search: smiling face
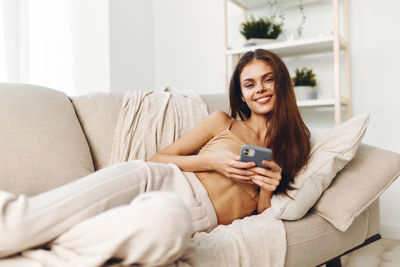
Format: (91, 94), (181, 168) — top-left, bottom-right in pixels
(240, 59), (276, 116)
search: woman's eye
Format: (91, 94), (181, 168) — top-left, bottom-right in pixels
(265, 78), (274, 83)
(245, 84), (253, 88)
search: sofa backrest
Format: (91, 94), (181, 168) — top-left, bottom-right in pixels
(0, 83), (94, 196)
(70, 93), (124, 171)
(0, 83), (230, 195)
(70, 92), (230, 171)
(200, 93), (230, 114)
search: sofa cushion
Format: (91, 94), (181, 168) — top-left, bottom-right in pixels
(70, 93), (124, 170)
(0, 83), (94, 196)
(271, 113), (369, 220)
(313, 144), (400, 231)
(200, 93), (230, 114)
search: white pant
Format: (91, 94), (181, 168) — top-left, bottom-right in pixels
(0, 161), (217, 266)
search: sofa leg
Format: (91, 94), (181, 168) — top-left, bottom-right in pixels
(319, 234), (381, 267)
(325, 257), (342, 267)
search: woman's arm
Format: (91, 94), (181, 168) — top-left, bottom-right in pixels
(149, 111), (227, 171)
(249, 160), (282, 214)
(149, 111), (256, 182)
(257, 188), (272, 214)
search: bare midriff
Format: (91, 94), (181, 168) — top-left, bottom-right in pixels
(194, 128), (259, 225)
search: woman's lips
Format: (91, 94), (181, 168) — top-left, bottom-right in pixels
(255, 96), (272, 104)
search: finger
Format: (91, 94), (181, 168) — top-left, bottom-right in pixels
(262, 160), (282, 172)
(251, 174), (280, 187)
(229, 174), (253, 182)
(227, 167), (255, 177)
(230, 153), (257, 169)
(230, 160), (256, 169)
(231, 153), (240, 161)
(248, 166), (272, 176)
(248, 167), (281, 181)
(252, 179), (277, 191)
(229, 152), (251, 166)
(249, 169), (282, 184)
(251, 174), (279, 190)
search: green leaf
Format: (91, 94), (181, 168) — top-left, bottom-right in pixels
(240, 16), (282, 40)
(292, 67), (317, 86)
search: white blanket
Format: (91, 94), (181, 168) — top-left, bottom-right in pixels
(171, 208), (286, 267)
(109, 87), (208, 163)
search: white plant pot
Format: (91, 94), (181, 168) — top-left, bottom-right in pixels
(244, 38), (279, 47)
(294, 86), (317, 100)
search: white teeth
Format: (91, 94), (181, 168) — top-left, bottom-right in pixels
(256, 96), (271, 102)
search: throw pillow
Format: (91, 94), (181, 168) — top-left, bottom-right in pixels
(270, 113), (370, 220)
(312, 144), (400, 231)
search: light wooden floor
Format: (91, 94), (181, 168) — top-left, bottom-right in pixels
(326, 238), (400, 267)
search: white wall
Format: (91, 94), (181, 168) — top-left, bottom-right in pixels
(1, 0), (22, 82)
(69, 0), (110, 96)
(153, 0), (226, 93)
(108, 0), (226, 94)
(351, 0), (400, 154)
(109, 0), (154, 92)
(350, 0), (400, 239)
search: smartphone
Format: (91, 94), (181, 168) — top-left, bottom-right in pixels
(239, 144), (273, 169)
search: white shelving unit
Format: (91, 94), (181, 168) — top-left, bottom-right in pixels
(225, 0), (351, 125)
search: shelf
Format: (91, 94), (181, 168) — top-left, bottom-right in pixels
(230, 0), (330, 10)
(297, 97), (348, 107)
(226, 0), (351, 124)
(226, 36), (347, 57)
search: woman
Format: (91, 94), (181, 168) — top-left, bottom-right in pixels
(151, 49), (310, 225)
(0, 49), (310, 266)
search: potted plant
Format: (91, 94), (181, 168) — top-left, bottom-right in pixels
(240, 15), (282, 46)
(266, 0), (306, 38)
(292, 67), (317, 100)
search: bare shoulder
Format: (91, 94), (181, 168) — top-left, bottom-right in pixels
(209, 110), (231, 122)
(207, 111), (232, 135)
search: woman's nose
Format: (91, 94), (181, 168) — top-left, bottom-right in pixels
(256, 83), (266, 93)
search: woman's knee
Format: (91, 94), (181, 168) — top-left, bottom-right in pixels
(131, 191), (193, 241)
(122, 192), (193, 265)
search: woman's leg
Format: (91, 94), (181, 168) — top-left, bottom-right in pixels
(0, 160), (216, 258)
(0, 161), (179, 258)
(22, 192), (192, 267)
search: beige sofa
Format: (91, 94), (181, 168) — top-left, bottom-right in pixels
(0, 83), (399, 267)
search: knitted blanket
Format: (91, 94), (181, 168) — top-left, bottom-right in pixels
(109, 87), (208, 163)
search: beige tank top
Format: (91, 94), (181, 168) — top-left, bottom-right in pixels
(194, 119), (259, 225)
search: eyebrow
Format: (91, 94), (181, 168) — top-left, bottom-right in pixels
(242, 72), (274, 83)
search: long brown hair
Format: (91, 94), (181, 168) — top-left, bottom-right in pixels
(229, 49), (310, 194)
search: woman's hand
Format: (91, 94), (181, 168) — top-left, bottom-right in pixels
(249, 160), (282, 214)
(209, 150), (256, 184)
(249, 160), (282, 192)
